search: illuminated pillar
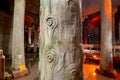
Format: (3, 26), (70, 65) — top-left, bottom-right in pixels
(28, 27), (32, 45)
(96, 0), (116, 79)
(12, 0), (28, 78)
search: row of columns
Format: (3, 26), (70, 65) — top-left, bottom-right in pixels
(9, 0), (116, 79)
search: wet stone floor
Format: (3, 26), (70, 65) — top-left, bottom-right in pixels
(5, 52), (39, 80)
(5, 54), (120, 80)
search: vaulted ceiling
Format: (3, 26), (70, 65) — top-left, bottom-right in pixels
(0, 0), (120, 21)
(82, 0), (120, 17)
(1, 0), (120, 17)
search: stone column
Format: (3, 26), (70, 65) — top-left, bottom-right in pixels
(119, 21), (120, 39)
(0, 12), (4, 49)
(39, 0), (83, 80)
(79, 0), (84, 80)
(33, 27), (39, 53)
(96, 0), (116, 79)
(112, 7), (117, 46)
(28, 27), (32, 45)
(12, 0), (28, 78)
(27, 27), (32, 52)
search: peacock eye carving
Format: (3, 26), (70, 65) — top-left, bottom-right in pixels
(46, 16), (57, 29)
(46, 18), (53, 27)
(64, 64), (78, 79)
(46, 50), (56, 63)
(47, 52), (54, 63)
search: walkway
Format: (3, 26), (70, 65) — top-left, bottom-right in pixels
(84, 63), (120, 80)
(15, 62), (39, 80)
(14, 62), (120, 80)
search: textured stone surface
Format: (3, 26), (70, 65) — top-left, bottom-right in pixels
(12, 0), (26, 70)
(13, 69), (29, 79)
(97, 0), (116, 78)
(100, 0), (113, 71)
(40, 0), (83, 80)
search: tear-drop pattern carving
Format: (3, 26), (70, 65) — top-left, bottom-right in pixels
(40, 0), (81, 79)
(45, 16), (58, 42)
(45, 49), (58, 80)
(64, 64), (77, 80)
(46, 16), (57, 30)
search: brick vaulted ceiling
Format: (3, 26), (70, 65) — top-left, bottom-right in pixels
(0, 0), (120, 24)
(1, 0), (120, 19)
(82, 0), (120, 17)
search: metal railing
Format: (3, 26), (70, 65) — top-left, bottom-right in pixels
(83, 44), (120, 56)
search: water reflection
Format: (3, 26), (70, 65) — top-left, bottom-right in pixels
(84, 63), (120, 80)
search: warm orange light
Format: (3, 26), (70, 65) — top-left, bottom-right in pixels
(93, 72), (96, 76)
(19, 65), (26, 71)
(93, 55), (97, 59)
(25, 15), (34, 27)
(90, 16), (100, 25)
(37, 28), (40, 34)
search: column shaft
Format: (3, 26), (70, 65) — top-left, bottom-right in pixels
(12, 0), (26, 70)
(112, 7), (117, 45)
(39, 0), (83, 80)
(100, 0), (113, 71)
(96, 0), (116, 79)
(12, 0), (29, 78)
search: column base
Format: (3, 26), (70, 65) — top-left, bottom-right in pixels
(95, 68), (116, 79)
(13, 68), (29, 79)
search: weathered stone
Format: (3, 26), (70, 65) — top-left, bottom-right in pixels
(13, 69), (29, 79)
(100, 0), (113, 71)
(12, 0), (27, 72)
(39, 0), (83, 80)
(96, 0), (116, 79)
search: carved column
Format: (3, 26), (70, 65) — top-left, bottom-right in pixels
(96, 0), (116, 79)
(39, 0), (83, 80)
(12, 0), (28, 78)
